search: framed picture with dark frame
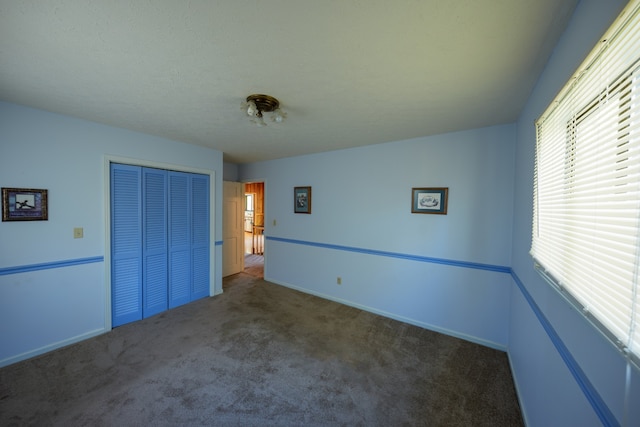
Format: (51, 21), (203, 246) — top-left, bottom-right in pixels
(294, 186), (312, 214)
(2, 187), (49, 221)
(411, 187), (448, 215)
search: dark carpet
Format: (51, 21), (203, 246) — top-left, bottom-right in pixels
(244, 253), (264, 278)
(0, 273), (523, 426)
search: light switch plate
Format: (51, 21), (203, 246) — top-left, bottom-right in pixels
(74, 227), (84, 239)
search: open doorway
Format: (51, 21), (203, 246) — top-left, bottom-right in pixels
(244, 182), (264, 277)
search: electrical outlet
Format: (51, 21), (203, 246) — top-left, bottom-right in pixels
(73, 227), (84, 239)
(337, 277), (342, 285)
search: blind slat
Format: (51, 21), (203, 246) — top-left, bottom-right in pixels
(532, 1), (640, 365)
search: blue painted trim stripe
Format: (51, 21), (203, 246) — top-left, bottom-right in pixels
(0, 239), (616, 425)
(267, 236), (510, 273)
(3, 239), (222, 276)
(0, 256), (104, 276)
(510, 271), (619, 427)
(268, 235), (616, 424)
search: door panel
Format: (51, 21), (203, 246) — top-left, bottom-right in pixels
(191, 174), (210, 300)
(111, 164), (143, 327)
(168, 172), (191, 308)
(223, 181), (244, 276)
(142, 168), (168, 317)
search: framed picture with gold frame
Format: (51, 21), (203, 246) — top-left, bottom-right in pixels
(2, 187), (49, 221)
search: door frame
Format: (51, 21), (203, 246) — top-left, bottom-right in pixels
(104, 155), (216, 331)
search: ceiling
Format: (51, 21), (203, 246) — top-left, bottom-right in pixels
(0, 1), (578, 164)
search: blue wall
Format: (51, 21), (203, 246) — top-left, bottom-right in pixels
(2, 1), (640, 424)
(238, 2), (640, 425)
(0, 102), (224, 367)
(240, 125), (516, 350)
(510, 0), (638, 426)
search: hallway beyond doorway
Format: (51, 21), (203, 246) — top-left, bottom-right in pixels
(243, 181), (264, 277)
(244, 253), (263, 277)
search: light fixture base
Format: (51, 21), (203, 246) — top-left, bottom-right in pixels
(246, 94), (280, 113)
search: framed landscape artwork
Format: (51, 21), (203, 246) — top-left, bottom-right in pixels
(2, 187), (49, 221)
(411, 187), (448, 215)
(294, 186), (312, 214)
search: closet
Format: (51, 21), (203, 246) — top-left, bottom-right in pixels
(110, 163), (210, 327)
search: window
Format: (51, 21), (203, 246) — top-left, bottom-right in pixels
(532, 1), (640, 365)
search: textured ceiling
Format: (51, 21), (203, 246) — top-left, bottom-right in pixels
(0, 1), (578, 164)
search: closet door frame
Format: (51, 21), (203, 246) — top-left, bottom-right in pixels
(104, 155), (216, 331)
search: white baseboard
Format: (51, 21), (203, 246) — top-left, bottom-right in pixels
(0, 327), (107, 368)
(507, 351), (530, 427)
(264, 275), (507, 352)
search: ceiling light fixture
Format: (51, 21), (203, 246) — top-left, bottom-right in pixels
(243, 94), (286, 127)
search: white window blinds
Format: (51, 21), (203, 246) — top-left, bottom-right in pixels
(532, 0), (640, 364)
